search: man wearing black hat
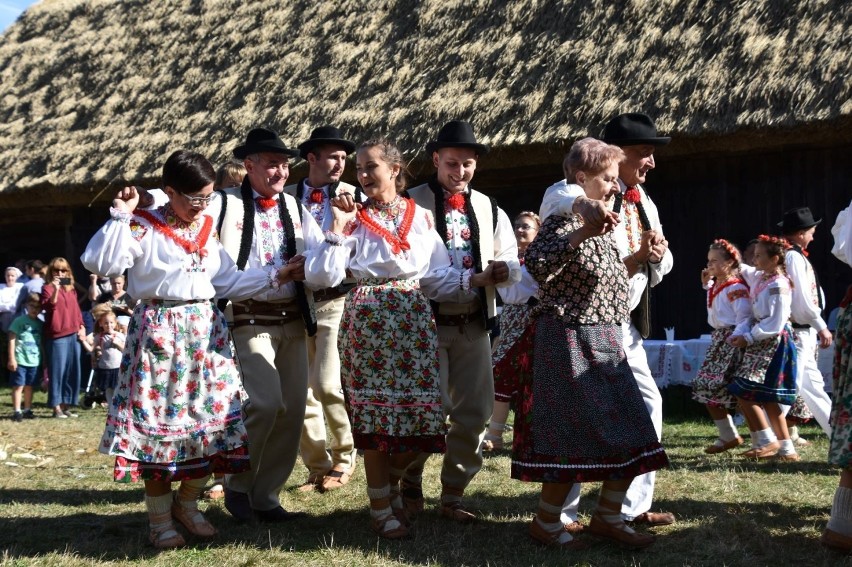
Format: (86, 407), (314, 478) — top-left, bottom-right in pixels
(218, 128), (326, 522)
(545, 113), (675, 530)
(403, 120), (521, 522)
(284, 126), (360, 492)
(780, 206), (833, 438)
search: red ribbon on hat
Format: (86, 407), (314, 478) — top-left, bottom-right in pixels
(624, 186), (641, 204)
(255, 196), (278, 211)
(446, 193), (466, 212)
(309, 189), (324, 204)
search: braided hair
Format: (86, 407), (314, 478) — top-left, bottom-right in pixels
(756, 234), (791, 275)
(709, 239), (742, 268)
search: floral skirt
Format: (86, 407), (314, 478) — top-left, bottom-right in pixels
(787, 395), (814, 423)
(339, 278), (446, 454)
(511, 315), (669, 484)
(100, 300), (250, 483)
(691, 327), (742, 408)
(493, 303), (533, 404)
(727, 324), (798, 405)
(830, 289), (852, 467)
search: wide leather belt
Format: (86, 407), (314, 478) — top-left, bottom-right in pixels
(232, 312), (301, 329)
(434, 310), (482, 333)
(791, 322), (811, 329)
(313, 284), (354, 303)
(232, 301), (294, 317)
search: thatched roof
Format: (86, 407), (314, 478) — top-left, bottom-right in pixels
(0, 0), (849, 206)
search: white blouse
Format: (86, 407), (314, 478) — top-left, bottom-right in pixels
(498, 264), (538, 305)
(81, 208), (273, 303)
(833, 199), (852, 267)
(703, 279), (751, 330)
(305, 201), (456, 299)
(739, 265), (793, 344)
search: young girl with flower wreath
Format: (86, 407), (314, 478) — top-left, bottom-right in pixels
(305, 138), (459, 539)
(726, 234), (799, 462)
(691, 239), (751, 454)
(82, 150), (301, 549)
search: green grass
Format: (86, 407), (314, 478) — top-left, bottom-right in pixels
(1, 387), (850, 566)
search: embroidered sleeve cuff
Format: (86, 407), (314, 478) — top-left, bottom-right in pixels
(109, 208), (133, 223)
(267, 267), (282, 290)
(324, 230), (345, 246)
(461, 269), (474, 292)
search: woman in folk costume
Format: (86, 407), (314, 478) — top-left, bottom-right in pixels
(511, 138), (668, 550)
(81, 150), (302, 549)
(305, 139), (459, 539)
(727, 235), (799, 462)
(822, 198), (852, 552)
(482, 211), (541, 452)
(691, 239), (751, 453)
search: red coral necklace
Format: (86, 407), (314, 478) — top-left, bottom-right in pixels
(357, 196), (415, 255)
(135, 208), (213, 257)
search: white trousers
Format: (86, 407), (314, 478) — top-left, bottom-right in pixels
(792, 327), (833, 437)
(561, 321), (664, 523)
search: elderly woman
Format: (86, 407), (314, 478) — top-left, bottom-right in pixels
(511, 138), (669, 550)
(81, 150), (301, 549)
(306, 138), (460, 539)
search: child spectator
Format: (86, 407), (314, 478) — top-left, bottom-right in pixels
(81, 304), (125, 408)
(7, 293), (44, 421)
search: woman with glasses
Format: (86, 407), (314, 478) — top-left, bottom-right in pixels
(82, 150), (301, 549)
(41, 259), (86, 418)
(482, 212), (541, 452)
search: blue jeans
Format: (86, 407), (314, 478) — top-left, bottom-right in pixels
(47, 333), (81, 408)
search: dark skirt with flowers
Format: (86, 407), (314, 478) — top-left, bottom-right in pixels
(511, 314), (669, 484)
(101, 300), (251, 483)
(727, 324), (798, 405)
(691, 327), (741, 408)
(339, 278), (446, 454)
(829, 289), (852, 467)
(493, 303), (534, 405)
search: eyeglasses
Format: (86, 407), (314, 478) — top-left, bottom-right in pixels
(514, 224), (535, 231)
(179, 192), (218, 208)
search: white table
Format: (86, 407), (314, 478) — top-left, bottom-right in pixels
(643, 337), (712, 389)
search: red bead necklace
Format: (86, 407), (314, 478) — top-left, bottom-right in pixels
(135, 209), (213, 257)
(357, 197), (416, 255)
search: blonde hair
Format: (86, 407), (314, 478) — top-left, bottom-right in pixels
(214, 160), (247, 190)
(91, 304), (117, 327)
(515, 211), (542, 229)
(563, 137), (626, 182)
(46, 257), (75, 290)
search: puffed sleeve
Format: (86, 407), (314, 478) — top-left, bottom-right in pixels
(641, 192), (673, 287)
(209, 241), (275, 302)
(832, 199), (852, 267)
(304, 233), (354, 290)
(497, 266), (537, 304)
(493, 208), (522, 288)
(81, 215), (143, 277)
(731, 285), (754, 337)
(420, 224), (461, 302)
(539, 180), (583, 222)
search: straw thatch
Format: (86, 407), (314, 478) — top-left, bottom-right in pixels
(0, 0), (849, 206)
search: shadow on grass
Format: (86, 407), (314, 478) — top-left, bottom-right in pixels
(1, 488), (142, 507)
(1, 491), (850, 565)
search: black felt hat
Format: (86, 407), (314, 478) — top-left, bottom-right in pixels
(233, 128), (300, 159)
(777, 206), (822, 233)
(297, 126), (356, 159)
(425, 120), (489, 155)
(601, 113), (671, 146)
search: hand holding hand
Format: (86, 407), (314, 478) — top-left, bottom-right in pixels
(113, 186), (140, 213)
(728, 335), (748, 348)
(277, 255), (306, 284)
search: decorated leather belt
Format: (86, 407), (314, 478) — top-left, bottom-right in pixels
(231, 301), (301, 328)
(434, 310), (482, 333)
(146, 298), (210, 307)
(313, 284), (355, 303)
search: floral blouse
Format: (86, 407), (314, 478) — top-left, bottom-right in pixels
(525, 214), (629, 325)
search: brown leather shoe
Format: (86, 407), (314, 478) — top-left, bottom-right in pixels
(297, 472), (325, 492)
(740, 440), (780, 459)
(320, 464), (355, 492)
(588, 514), (655, 549)
(529, 520), (589, 550)
(371, 513), (409, 539)
(627, 511), (676, 527)
(821, 527), (852, 554)
(440, 501), (476, 523)
(704, 436), (744, 454)
(564, 521), (586, 535)
(401, 479), (424, 518)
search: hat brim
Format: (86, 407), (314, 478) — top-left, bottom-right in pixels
(425, 141), (490, 156)
(603, 136), (671, 147)
(777, 218), (822, 230)
(297, 138), (356, 159)
(234, 143), (300, 159)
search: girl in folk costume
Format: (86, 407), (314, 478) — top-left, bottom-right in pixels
(692, 239), (751, 453)
(306, 139), (457, 539)
(483, 211), (541, 451)
(81, 151), (302, 549)
(727, 235), (799, 462)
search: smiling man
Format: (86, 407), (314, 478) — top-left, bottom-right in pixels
(404, 120), (521, 522)
(284, 126), (361, 493)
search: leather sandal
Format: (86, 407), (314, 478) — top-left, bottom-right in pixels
(740, 440), (780, 459)
(588, 514), (655, 550)
(320, 465), (354, 492)
(822, 527), (852, 553)
(401, 479), (424, 517)
(371, 512), (410, 539)
(481, 433), (504, 452)
(298, 472), (325, 492)
(440, 501), (476, 523)
(704, 436), (744, 454)
(172, 500), (218, 538)
(149, 522), (186, 549)
(529, 519), (588, 549)
(626, 511), (676, 527)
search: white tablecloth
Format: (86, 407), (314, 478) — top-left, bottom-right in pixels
(643, 338), (712, 389)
